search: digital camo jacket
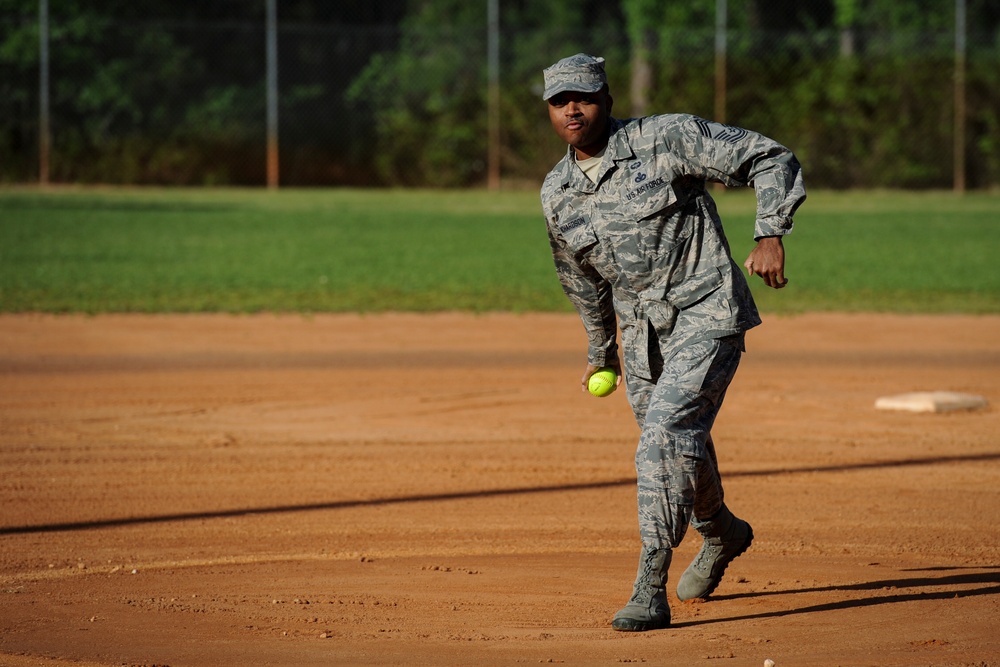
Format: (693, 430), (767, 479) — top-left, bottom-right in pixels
(541, 114), (806, 380)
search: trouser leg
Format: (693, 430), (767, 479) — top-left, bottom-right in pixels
(625, 335), (742, 551)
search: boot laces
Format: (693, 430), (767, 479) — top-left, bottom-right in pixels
(629, 549), (664, 603)
(692, 539), (724, 573)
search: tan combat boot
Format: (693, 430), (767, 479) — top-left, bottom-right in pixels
(611, 546), (671, 631)
(676, 505), (753, 601)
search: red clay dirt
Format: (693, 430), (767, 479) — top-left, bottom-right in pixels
(1, 312), (998, 667)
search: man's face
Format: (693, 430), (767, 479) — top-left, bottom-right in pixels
(547, 88), (613, 159)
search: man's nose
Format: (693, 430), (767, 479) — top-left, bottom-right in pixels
(565, 102), (582, 116)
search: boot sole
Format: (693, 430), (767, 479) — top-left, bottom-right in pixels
(611, 616), (671, 632)
(680, 523), (754, 601)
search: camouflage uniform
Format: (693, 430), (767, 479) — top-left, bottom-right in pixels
(541, 113), (805, 550)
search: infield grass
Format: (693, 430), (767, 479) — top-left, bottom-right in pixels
(1, 186), (997, 314)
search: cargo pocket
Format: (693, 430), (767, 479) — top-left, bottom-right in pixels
(621, 318), (652, 380)
(664, 267), (724, 310)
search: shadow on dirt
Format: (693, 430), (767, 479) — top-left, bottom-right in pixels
(4, 451), (1000, 536)
(675, 568), (1000, 627)
(710, 567), (1000, 602)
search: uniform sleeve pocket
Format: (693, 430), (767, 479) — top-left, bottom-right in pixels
(665, 267), (724, 309)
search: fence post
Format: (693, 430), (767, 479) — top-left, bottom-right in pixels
(38, 0), (50, 185)
(954, 0), (966, 193)
(714, 0), (727, 125)
(487, 0), (500, 191)
(266, 0), (279, 189)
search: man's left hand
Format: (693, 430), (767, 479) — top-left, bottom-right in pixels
(744, 236), (788, 289)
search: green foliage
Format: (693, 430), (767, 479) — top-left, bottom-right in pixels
(2, 1), (1000, 187)
(0, 0), (269, 184)
(628, 0), (1000, 189)
(348, 0), (628, 187)
(832, 0), (859, 29)
(344, 0), (1000, 189)
(347, 1), (489, 186)
(1, 187), (998, 315)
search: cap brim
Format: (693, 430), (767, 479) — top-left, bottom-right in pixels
(542, 80), (604, 101)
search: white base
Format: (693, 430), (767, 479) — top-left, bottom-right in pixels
(874, 391), (988, 413)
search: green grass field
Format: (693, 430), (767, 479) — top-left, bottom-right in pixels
(1, 187), (997, 314)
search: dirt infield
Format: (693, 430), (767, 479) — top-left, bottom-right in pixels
(1, 312), (998, 667)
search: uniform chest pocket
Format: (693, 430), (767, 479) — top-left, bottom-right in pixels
(625, 175), (676, 221)
(558, 217), (600, 256)
(627, 183), (692, 259)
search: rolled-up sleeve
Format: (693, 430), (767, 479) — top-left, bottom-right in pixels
(665, 115), (807, 240)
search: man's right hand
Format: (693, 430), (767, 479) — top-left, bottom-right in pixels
(581, 359), (623, 393)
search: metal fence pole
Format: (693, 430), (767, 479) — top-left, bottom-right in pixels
(487, 0), (500, 191)
(266, 0), (279, 189)
(714, 0), (727, 125)
(954, 0), (966, 193)
(38, 0), (50, 185)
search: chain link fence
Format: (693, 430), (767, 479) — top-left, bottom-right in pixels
(2, 1), (998, 189)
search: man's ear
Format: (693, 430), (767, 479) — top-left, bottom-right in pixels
(606, 93), (614, 115)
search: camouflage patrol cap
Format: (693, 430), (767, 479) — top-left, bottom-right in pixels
(542, 53), (607, 100)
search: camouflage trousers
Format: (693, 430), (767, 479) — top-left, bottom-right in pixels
(624, 332), (744, 550)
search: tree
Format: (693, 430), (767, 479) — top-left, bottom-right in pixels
(347, 0), (626, 187)
(0, 0), (271, 183)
